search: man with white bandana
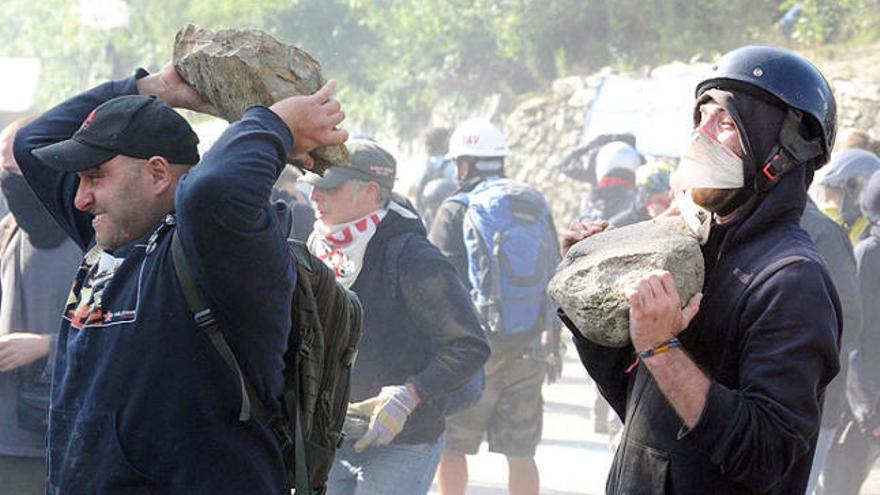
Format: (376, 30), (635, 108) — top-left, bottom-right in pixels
(560, 45), (842, 494)
(302, 138), (489, 495)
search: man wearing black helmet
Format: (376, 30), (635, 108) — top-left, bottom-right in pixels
(559, 46), (842, 494)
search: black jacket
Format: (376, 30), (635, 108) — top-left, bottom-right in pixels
(349, 205), (489, 444)
(562, 166), (842, 494)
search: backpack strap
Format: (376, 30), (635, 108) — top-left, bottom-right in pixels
(170, 230), (263, 422)
(444, 192), (470, 208)
(288, 239), (314, 272)
(173, 230), (315, 493)
(289, 378), (312, 495)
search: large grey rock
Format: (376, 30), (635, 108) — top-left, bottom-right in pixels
(548, 216), (704, 348)
(172, 24), (349, 175)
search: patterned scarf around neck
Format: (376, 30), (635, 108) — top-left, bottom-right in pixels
(308, 209), (387, 288)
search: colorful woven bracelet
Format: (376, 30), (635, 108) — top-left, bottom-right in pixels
(637, 337), (681, 360)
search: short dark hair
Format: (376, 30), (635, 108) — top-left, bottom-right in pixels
(424, 127), (450, 156)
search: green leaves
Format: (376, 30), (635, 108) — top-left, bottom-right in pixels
(781, 0), (880, 45)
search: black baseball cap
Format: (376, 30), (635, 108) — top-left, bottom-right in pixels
(32, 95), (200, 172)
(300, 138), (396, 189)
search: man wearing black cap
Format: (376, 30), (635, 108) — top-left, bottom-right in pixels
(302, 139), (489, 495)
(12, 64), (346, 493)
(559, 46), (842, 493)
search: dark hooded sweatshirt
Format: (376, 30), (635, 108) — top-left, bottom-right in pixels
(561, 164), (842, 494)
(349, 205), (489, 444)
(13, 70), (295, 494)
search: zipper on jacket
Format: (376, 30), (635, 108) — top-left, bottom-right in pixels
(145, 214), (176, 255)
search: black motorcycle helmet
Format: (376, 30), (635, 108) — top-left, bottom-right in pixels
(696, 45), (837, 191)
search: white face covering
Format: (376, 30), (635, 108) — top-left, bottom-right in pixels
(671, 131), (746, 244)
(309, 209), (387, 288)
(671, 131), (745, 191)
(307, 200), (419, 288)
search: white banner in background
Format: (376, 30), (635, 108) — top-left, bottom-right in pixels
(581, 66), (706, 158)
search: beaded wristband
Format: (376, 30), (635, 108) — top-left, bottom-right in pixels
(637, 337), (681, 360)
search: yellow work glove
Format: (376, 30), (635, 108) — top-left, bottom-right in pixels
(348, 385), (418, 452)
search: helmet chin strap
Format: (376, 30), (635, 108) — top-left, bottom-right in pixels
(757, 108), (824, 191)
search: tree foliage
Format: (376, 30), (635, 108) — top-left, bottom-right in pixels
(782, 0), (880, 45)
(3, 0), (879, 135)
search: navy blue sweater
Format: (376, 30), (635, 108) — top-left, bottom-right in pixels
(563, 165), (842, 494)
(349, 206), (489, 444)
(14, 71), (295, 494)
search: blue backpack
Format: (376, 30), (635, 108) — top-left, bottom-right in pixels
(449, 178), (559, 349)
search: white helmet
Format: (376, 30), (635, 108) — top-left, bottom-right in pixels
(446, 118), (511, 159)
(595, 141), (642, 180)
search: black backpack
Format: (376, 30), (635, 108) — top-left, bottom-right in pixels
(171, 230), (363, 495)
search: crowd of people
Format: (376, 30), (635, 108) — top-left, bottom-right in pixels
(0, 43), (878, 495)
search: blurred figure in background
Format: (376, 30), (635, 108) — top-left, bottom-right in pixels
(0, 117), (82, 495)
(799, 191), (863, 495)
(813, 148), (880, 244)
(271, 165), (316, 242)
(410, 126), (455, 214)
(609, 160), (675, 226)
(420, 177), (458, 230)
(576, 141), (642, 224)
(836, 128), (880, 156)
(822, 170), (880, 495)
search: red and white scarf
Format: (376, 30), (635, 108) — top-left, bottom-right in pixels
(309, 209), (387, 288)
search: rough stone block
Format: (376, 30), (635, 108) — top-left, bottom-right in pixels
(173, 24), (349, 175)
(548, 216), (704, 348)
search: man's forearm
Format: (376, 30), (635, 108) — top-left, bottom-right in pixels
(642, 347), (711, 428)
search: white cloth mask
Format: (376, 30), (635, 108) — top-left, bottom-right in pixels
(671, 131), (745, 191)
